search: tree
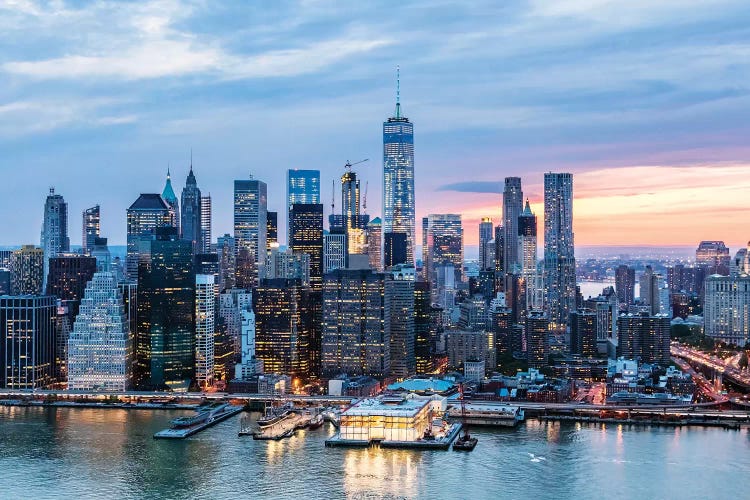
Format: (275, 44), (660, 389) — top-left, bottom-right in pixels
(739, 352), (748, 370)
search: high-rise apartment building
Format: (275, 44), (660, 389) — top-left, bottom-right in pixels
(570, 309), (597, 356)
(9, 245), (44, 295)
(200, 195), (212, 253)
(616, 313), (670, 365)
(180, 167), (202, 252)
(126, 194), (172, 279)
(615, 265), (635, 307)
(503, 177), (523, 274)
(0, 295), (57, 389)
(479, 218), (494, 271)
(289, 203), (324, 291)
(234, 178), (267, 287)
(321, 266), (389, 378)
(518, 199), (537, 312)
(383, 69), (415, 265)
(67, 272), (132, 391)
(543, 172), (576, 329)
(195, 274), (216, 389)
(525, 310), (549, 368)
(134, 228), (195, 391)
(40, 188), (70, 288)
(82, 205), (100, 255)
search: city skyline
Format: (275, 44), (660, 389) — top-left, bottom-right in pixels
(3, 1), (750, 247)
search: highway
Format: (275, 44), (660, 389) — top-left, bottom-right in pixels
(671, 343), (750, 388)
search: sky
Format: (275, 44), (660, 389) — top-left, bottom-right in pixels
(2, 0), (750, 251)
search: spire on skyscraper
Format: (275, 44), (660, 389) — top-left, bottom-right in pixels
(162, 168), (177, 205)
(395, 65), (401, 119)
(523, 198), (533, 216)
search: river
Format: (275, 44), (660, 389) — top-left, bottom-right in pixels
(0, 407), (747, 499)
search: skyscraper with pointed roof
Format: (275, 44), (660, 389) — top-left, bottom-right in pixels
(162, 169), (179, 231)
(383, 67), (415, 265)
(181, 165), (202, 253)
(40, 187), (69, 289)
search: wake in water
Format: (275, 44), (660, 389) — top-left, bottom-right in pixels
(527, 453), (547, 463)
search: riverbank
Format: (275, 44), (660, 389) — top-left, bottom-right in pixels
(538, 414), (746, 430)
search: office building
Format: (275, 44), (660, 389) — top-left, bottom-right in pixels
(386, 264), (416, 379)
(217, 234), (236, 292)
(367, 217), (383, 272)
(180, 166), (202, 252)
(445, 330), (494, 373)
(518, 199), (537, 312)
(125, 193), (172, 279)
(289, 203), (324, 290)
(195, 274), (216, 389)
(40, 188), (70, 288)
(134, 228), (195, 391)
(161, 169), (179, 231)
(287, 169), (320, 242)
(324, 230), (347, 273)
(615, 265), (635, 307)
(704, 274), (750, 347)
(696, 240), (730, 275)
(234, 178), (267, 287)
(200, 195), (212, 253)
(479, 218), (494, 271)
(254, 279), (313, 378)
(384, 232), (407, 269)
(45, 255), (97, 317)
(494, 224), (504, 292)
(503, 177), (523, 274)
(267, 247), (310, 284)
(543, 172), (576, 329)
(266, 211), (278, 251)
(525, 310), (549, 368)
(382, 68), (415, 264)
(414, 281), (432, 374)
(219, 289), (253, 359)
(67, 272), (132, 391)
(617, 313), (670, 365)
(82, 205), (100, 255)
(9, 245), (44, 295)
(424, 214), (463, 294)
(0, 295), (57, 389)
(321, 267), (389, 378)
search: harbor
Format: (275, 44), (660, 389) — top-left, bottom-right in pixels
(153, 403), (244, 439)
(240, 406), (326, 440)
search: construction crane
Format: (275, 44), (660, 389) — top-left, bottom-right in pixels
(344, 158), (369, 171)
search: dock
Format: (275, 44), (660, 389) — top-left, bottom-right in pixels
(153, 405), (244, 439)
(325, 423), (462, 450)
(248, 412), (312, 440)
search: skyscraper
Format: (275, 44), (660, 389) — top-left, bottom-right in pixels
(134, 228), (195, 391)
(367, 217), (383, 272)
(704, 274), (750, 346)
(125, 194), (172, 279)
(195, 274), (216, 389)
(570, 309), (597, 356)
(525, 310), (549, 368)
(321, 266), (389, 378)
(543, 172), (576, 329)
(254, 278), (313, 378)
(217, 234), (236, 292)
(384, 232), (408, 269)
(180, 166), (202, 252)
(82, 205), (100, 255)
(161, 169), (179, 231)
(9, 245), (44, 295)
(479, 217), (494, 271)
(518, 199), (538, 311)
(617, 313), (670, 365)
(266, 211), (278, 251)
(234, 178), (267, 287)
(615, 265), (635, 307)
(696, 240), (730, 275)
(503, 177), (523, 274)
(67, 272), (132, 391)
(386, 265), (416, 379)
(287, 169), (320, 243)
(40, 187), (70, 288)
(200, 195), (212, 253)
(424, 214), (463, 293)
(383, 68), (415, 265)
(289, 203), (324, 291)
(0, 295), (57, 389)
(324, 230), (347, 273)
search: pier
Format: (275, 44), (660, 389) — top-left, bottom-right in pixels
(325, 423), (462, 450)
(153, 405), (244, 439)
(244, 411), (313, 440)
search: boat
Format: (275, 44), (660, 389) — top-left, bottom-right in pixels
(308, 413), (324, 430)
(453, 384), (478, 451)
(257, 403), (293, 428)
(170, 403), (229, 429)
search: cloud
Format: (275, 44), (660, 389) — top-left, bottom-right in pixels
(437, 181), (503, 194)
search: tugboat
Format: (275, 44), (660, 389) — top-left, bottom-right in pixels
(453, 384), (478, 451)
(308, 412), (324, 430)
